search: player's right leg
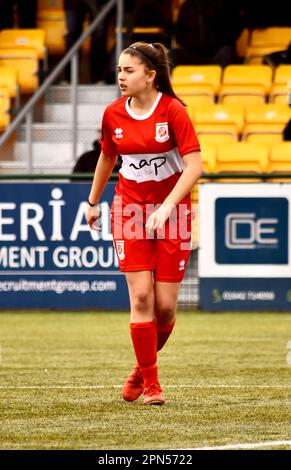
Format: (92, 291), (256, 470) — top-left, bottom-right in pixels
(123, 270), (164, 405)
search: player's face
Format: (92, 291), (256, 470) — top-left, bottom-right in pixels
(117, 53), (154, 97)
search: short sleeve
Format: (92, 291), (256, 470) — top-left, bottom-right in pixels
(101, 108), (118, 157)
(168, 99), (200, 157)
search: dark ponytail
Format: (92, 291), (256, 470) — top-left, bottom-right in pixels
(123, 42), (185, 106)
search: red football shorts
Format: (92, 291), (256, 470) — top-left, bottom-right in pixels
(111, 206), (192, 283)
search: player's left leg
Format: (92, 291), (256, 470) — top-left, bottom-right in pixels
(153, 207), (192, 351)
(154, 281), (180, 351)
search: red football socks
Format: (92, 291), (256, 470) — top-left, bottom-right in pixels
(130, 321), (159, 387)
(157, 318), (176, 351)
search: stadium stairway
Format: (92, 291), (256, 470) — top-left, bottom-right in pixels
(0, 84), (118, 174)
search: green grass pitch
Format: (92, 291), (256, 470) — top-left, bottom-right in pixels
(0, 311), (291, 450)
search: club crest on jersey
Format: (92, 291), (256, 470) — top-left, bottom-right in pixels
(155, 122), (169, 143)
(116, 240), (125, 261)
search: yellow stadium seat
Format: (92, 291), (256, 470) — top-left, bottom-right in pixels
(269, 65), (291, 103)
(36, 18), (65, 55)
(219, 65), (273, 103)
(0, 88), (11, 131)
(268, 142), (291, 178)
(200, 143), (217, 174)
(0, 66), (18, 99)
(272, 93), (289, 105)
(236, 28), (250, 59)
(245, 46), (284, 64)
(190, 143), (216, 208)
(180, 94), (215, 121)
(272, 65), (291, 85)
(174, 86), (215, 104)
(0, 29), (46, 61)
(172, 83), (215, 94)
(243, 104), (291, 140)
(37, 0), (64, 13)
(245, 103), (291, 123)
(0, 86), (11, 113)
(198, 133), (237, 146)
(0, 48), (39, 94)
(0, 110), (10, 132)
(184, 94), (214, 107)
(245, 133), (283, 145)
(221, 94), (266, 105)
(250, 27), (291, 48)
(37, 0), (65, 55)
(215, 142), (269, 181)
(193, 104), (245, 138)
(190, 186), (197, 203)
(172, 65), (222, 95)
(190, 199), (199, 249)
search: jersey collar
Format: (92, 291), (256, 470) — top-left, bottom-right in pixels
(125, 92), (162, 120)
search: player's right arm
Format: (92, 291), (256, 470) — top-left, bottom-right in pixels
(86, 151), (118, 228)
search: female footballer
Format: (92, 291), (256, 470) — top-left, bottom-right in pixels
(86, 42), (202, 405)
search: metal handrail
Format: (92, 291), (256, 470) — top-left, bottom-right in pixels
(0, 0), (123, 169)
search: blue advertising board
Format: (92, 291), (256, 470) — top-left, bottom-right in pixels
(199, 184), (291, 311)
(0, 182), (130, 309)
(215, 197), (288, 264)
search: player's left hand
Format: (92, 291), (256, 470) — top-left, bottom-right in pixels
(145, 202), (176, 233)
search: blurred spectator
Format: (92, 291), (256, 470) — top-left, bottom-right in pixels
(283, 91), (291, 140)
(0, 0), (37, 29)
(64, 0), (111, 83)
(171, 0), (244, 68)
(130, 0), (172, 48)
(105, 0), (173, 83)
(241, 0), (291, 29)
(72, 133), (121, 179)
(283, 119), (291, 140)
(264, 43), (291, 67)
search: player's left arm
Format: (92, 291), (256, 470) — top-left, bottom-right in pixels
(146, 151), (202, 231)
(163, 151), (202, 206)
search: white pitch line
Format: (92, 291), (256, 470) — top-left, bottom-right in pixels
(183, 440), (291, 450)
(166, 384), (291, 388)
(0, 384), (291, 390)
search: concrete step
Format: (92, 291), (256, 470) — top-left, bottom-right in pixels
(43, 103), (105, 124)
(45, 85), (118, 104)
(0, 85), (116, 172)
(0, 160), (74, 175)
(14, 141), (90, 162)
(17, 123), (98, 144)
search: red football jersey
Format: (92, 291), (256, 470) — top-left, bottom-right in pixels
(101, 92), (200, 207)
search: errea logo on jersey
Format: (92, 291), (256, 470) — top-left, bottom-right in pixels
(114, 128), (123, 139)
(155, 122), (169, 143)
(179, 260), (185, 271)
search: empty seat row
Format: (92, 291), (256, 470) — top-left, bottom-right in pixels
(0, 86), (11, 131)
(0, 29), (47, 96)
(189, 103), (291, 143)
(37, 0), (66, 55)
(190, 141), (291, 203)
(200, 141), (291, 176)
(172, 64), (291, 105)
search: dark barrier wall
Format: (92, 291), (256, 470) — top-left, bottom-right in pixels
(0, 182), (130, 309)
